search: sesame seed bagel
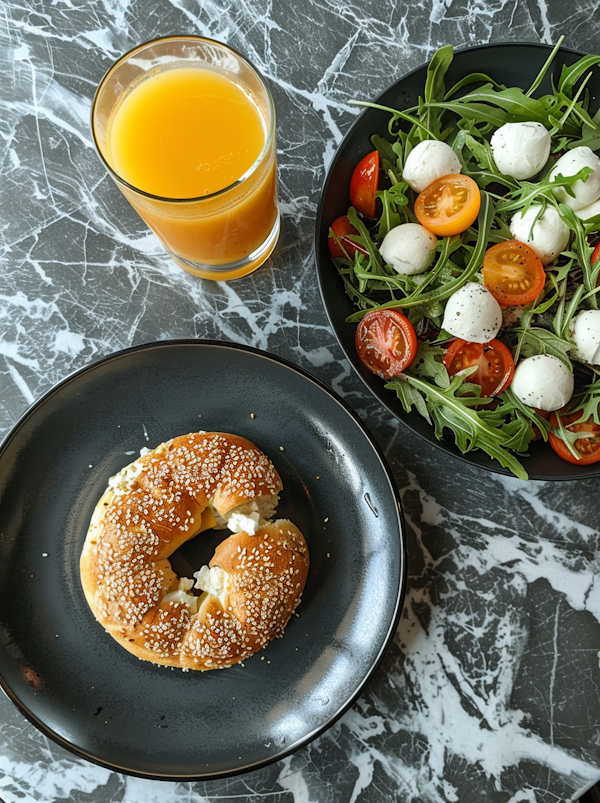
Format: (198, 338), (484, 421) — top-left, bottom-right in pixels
(80, 431), (309, 670)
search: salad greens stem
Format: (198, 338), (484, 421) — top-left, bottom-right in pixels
(349, 100), (439, 139)
(525, 36), (564, 96)
(549, 71), (594, 136)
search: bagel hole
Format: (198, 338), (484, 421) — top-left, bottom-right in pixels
(168, 528), (228, 594)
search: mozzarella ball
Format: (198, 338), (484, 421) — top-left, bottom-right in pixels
(509, 204), (570, 265)
(379, 223), (438, 275)
(575, 197), (600, 221)
(549, 146), (600, 210)
(511, 354), (574, 411)
(402, 140), (462, 193)
(490, 122), (551, 180)
(442, 282), (502, 343)
(570, 310), (600, 365)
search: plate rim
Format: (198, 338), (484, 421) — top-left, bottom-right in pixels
(315, 41), (600, 482)
(0, 337), (407, 780)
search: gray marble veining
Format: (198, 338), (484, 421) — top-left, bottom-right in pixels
(2, 1), (600, 802)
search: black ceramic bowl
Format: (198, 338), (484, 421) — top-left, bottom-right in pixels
(0, 340), (405, 779)
(316, 42), (600, 481)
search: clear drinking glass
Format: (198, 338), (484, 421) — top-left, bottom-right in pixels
(91, 36), (279, 280)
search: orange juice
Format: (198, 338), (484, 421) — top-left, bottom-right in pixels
(108, 68), (266, 199)
(92, 37), (279, 280)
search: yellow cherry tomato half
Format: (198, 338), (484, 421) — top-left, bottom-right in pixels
(482, 240), (546, 307)
(414, 174), (481, 236)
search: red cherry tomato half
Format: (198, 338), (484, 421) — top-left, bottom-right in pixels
(328, 215), (368, 259)
(442, 338), (515, 397)
(482, 240), (546, 307)
(548, 410), (600, 464)
(414, 174), (481, 236)
(350, 150), (380, 219)
(355, 308), (418, 380)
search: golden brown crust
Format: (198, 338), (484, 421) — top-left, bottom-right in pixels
(179, 522), (309, 669)
(80, 431), (308, 670)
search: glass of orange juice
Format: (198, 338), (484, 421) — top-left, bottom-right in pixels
(91, 36), (279, 280)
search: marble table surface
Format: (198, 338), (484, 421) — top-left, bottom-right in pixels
(2, 1), (600, 802)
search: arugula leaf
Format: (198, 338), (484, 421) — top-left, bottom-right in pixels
(349, 100), (438, 140)
(386, 374), (529, 480)
(570, 378), (600, 424)
(497, 388), (551, 442)
(494, 167), (592, 213)
(347, 208), (383, 268)
(526, 37), (564, 96)
(376, 183), (408, 239)
(463, 134), (496, 172)
(424, 100), (508, 127)
(424, 44), (453, 104)
(514, 326), (574, 368)
(548, 72), (595, 136)
(371, 134), (400, 175)
(445, 72), (505, 100)
(446, 84), (550, 122)
(408, 341), (449, 387)
(498, 414), (536, 453)
(558, 53), (600, 98)
(391, 377), (433, 422)
(557, 204), (597, 300)
(422, 46), (454, 139)
(460, 134), (520, 189)
(568, 133), (600, 150)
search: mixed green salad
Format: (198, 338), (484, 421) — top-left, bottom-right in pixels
(328, 39), (600, 480)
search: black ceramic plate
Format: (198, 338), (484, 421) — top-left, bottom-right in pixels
(0, 340), (405, 779)
(316, 42), (600, 481)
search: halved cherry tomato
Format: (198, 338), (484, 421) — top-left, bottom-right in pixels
(482, 240), (546, 307)
(414, 174), (481, 236)
(355, 308), (417, 379)
(328, 215), (368, 259)
(548, 409), (600, 464)
(442, 338), (515, 397)
(350, 150), (380, 219)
